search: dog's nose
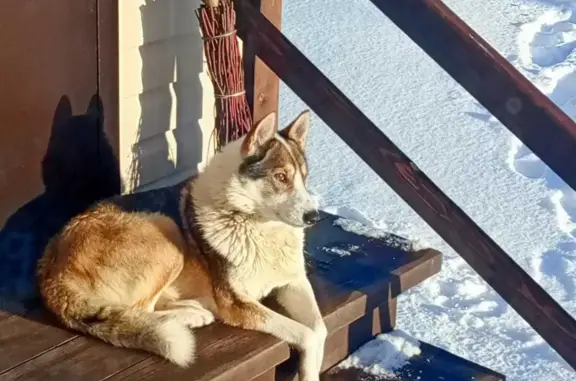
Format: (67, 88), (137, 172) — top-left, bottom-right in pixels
(303, 210), (321, 226)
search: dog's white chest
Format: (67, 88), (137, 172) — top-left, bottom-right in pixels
(229, 230), (306, 300)
(238, 268), (298, 300)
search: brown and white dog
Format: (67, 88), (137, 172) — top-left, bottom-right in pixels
(36, 111), (327, 381)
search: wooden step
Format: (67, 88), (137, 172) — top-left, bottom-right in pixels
(0, 181), (442, 381)
(323, 331), (506, 381)
(276, 213), (442, 381)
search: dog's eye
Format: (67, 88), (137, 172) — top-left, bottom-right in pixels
(274, 173), (287, 183)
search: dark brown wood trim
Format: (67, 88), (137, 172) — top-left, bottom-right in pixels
(235, 1), (576, 371)
(390, 249), (442, 296)
(251, 368), (276, 381)
(97, 0), (121, 192)
(368, 0), (576, 193)
(240, 0), (282, 126)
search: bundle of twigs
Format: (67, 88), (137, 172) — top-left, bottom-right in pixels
(197, 0), (253, 151)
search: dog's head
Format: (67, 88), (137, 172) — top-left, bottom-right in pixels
(235, 110), (320, 228)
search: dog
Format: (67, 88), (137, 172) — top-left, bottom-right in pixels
(36, 110), (328, 381)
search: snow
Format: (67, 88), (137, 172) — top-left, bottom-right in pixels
(336, 330), (421, 378)
(320, 244), (360, 257)
(278, 0), (576, 380)
(332, 208), (432, 250)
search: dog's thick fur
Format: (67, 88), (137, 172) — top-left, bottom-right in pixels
(36, 111), (327, 381)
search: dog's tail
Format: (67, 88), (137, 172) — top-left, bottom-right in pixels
(77, 306), (195, 367)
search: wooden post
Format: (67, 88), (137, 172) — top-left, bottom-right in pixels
(240, 0), (282, 126)
(97, 0), (121, 195)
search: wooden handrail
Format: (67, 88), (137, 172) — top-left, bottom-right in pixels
(369, 0), (576, 193)
(236, 0), (576, 371)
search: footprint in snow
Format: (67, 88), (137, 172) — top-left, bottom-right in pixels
(422, 279), (508, 319)
(503, 7), (576, 302)
(521, 7), (576, 68)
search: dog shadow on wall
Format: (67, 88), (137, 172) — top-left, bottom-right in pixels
(0, 95), (120, 319)
(0, 0), (208, 324)
(128, 0), (205, 191)
(0, 93), (191, 324)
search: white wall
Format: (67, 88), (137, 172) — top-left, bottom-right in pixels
(119, 0), (219, 193)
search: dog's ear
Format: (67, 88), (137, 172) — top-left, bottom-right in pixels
(52, 96), (73, 129)
(86, 95), (103, 120)
(282, 110), (310, 149)
(241, 112), (277, 157)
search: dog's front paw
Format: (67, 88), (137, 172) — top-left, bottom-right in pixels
(299, 330), (323, 381)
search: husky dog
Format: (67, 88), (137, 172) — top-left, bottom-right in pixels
(37, 111), (327, 381)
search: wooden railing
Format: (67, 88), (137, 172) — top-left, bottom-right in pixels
(236, 0), (576, 372)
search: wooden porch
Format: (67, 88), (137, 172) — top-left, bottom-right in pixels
(1, 0), (576, 380)
(0, 179), (506, 380)
(0, 178), (448, 380)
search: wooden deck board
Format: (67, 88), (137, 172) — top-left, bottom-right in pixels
(105, 324), (288, 381)
(0, 311), (77, 374)
(2, 323), (287, 381)
(305, 214), (441, 332)
(0, 336), (146, 381)
(0, 181), (441, 381)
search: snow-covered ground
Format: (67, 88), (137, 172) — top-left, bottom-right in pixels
(278, 0), (576, 380)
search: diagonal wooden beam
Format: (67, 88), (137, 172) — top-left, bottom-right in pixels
(369, 0), (576, 192)
(235, 0), (576, 371)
